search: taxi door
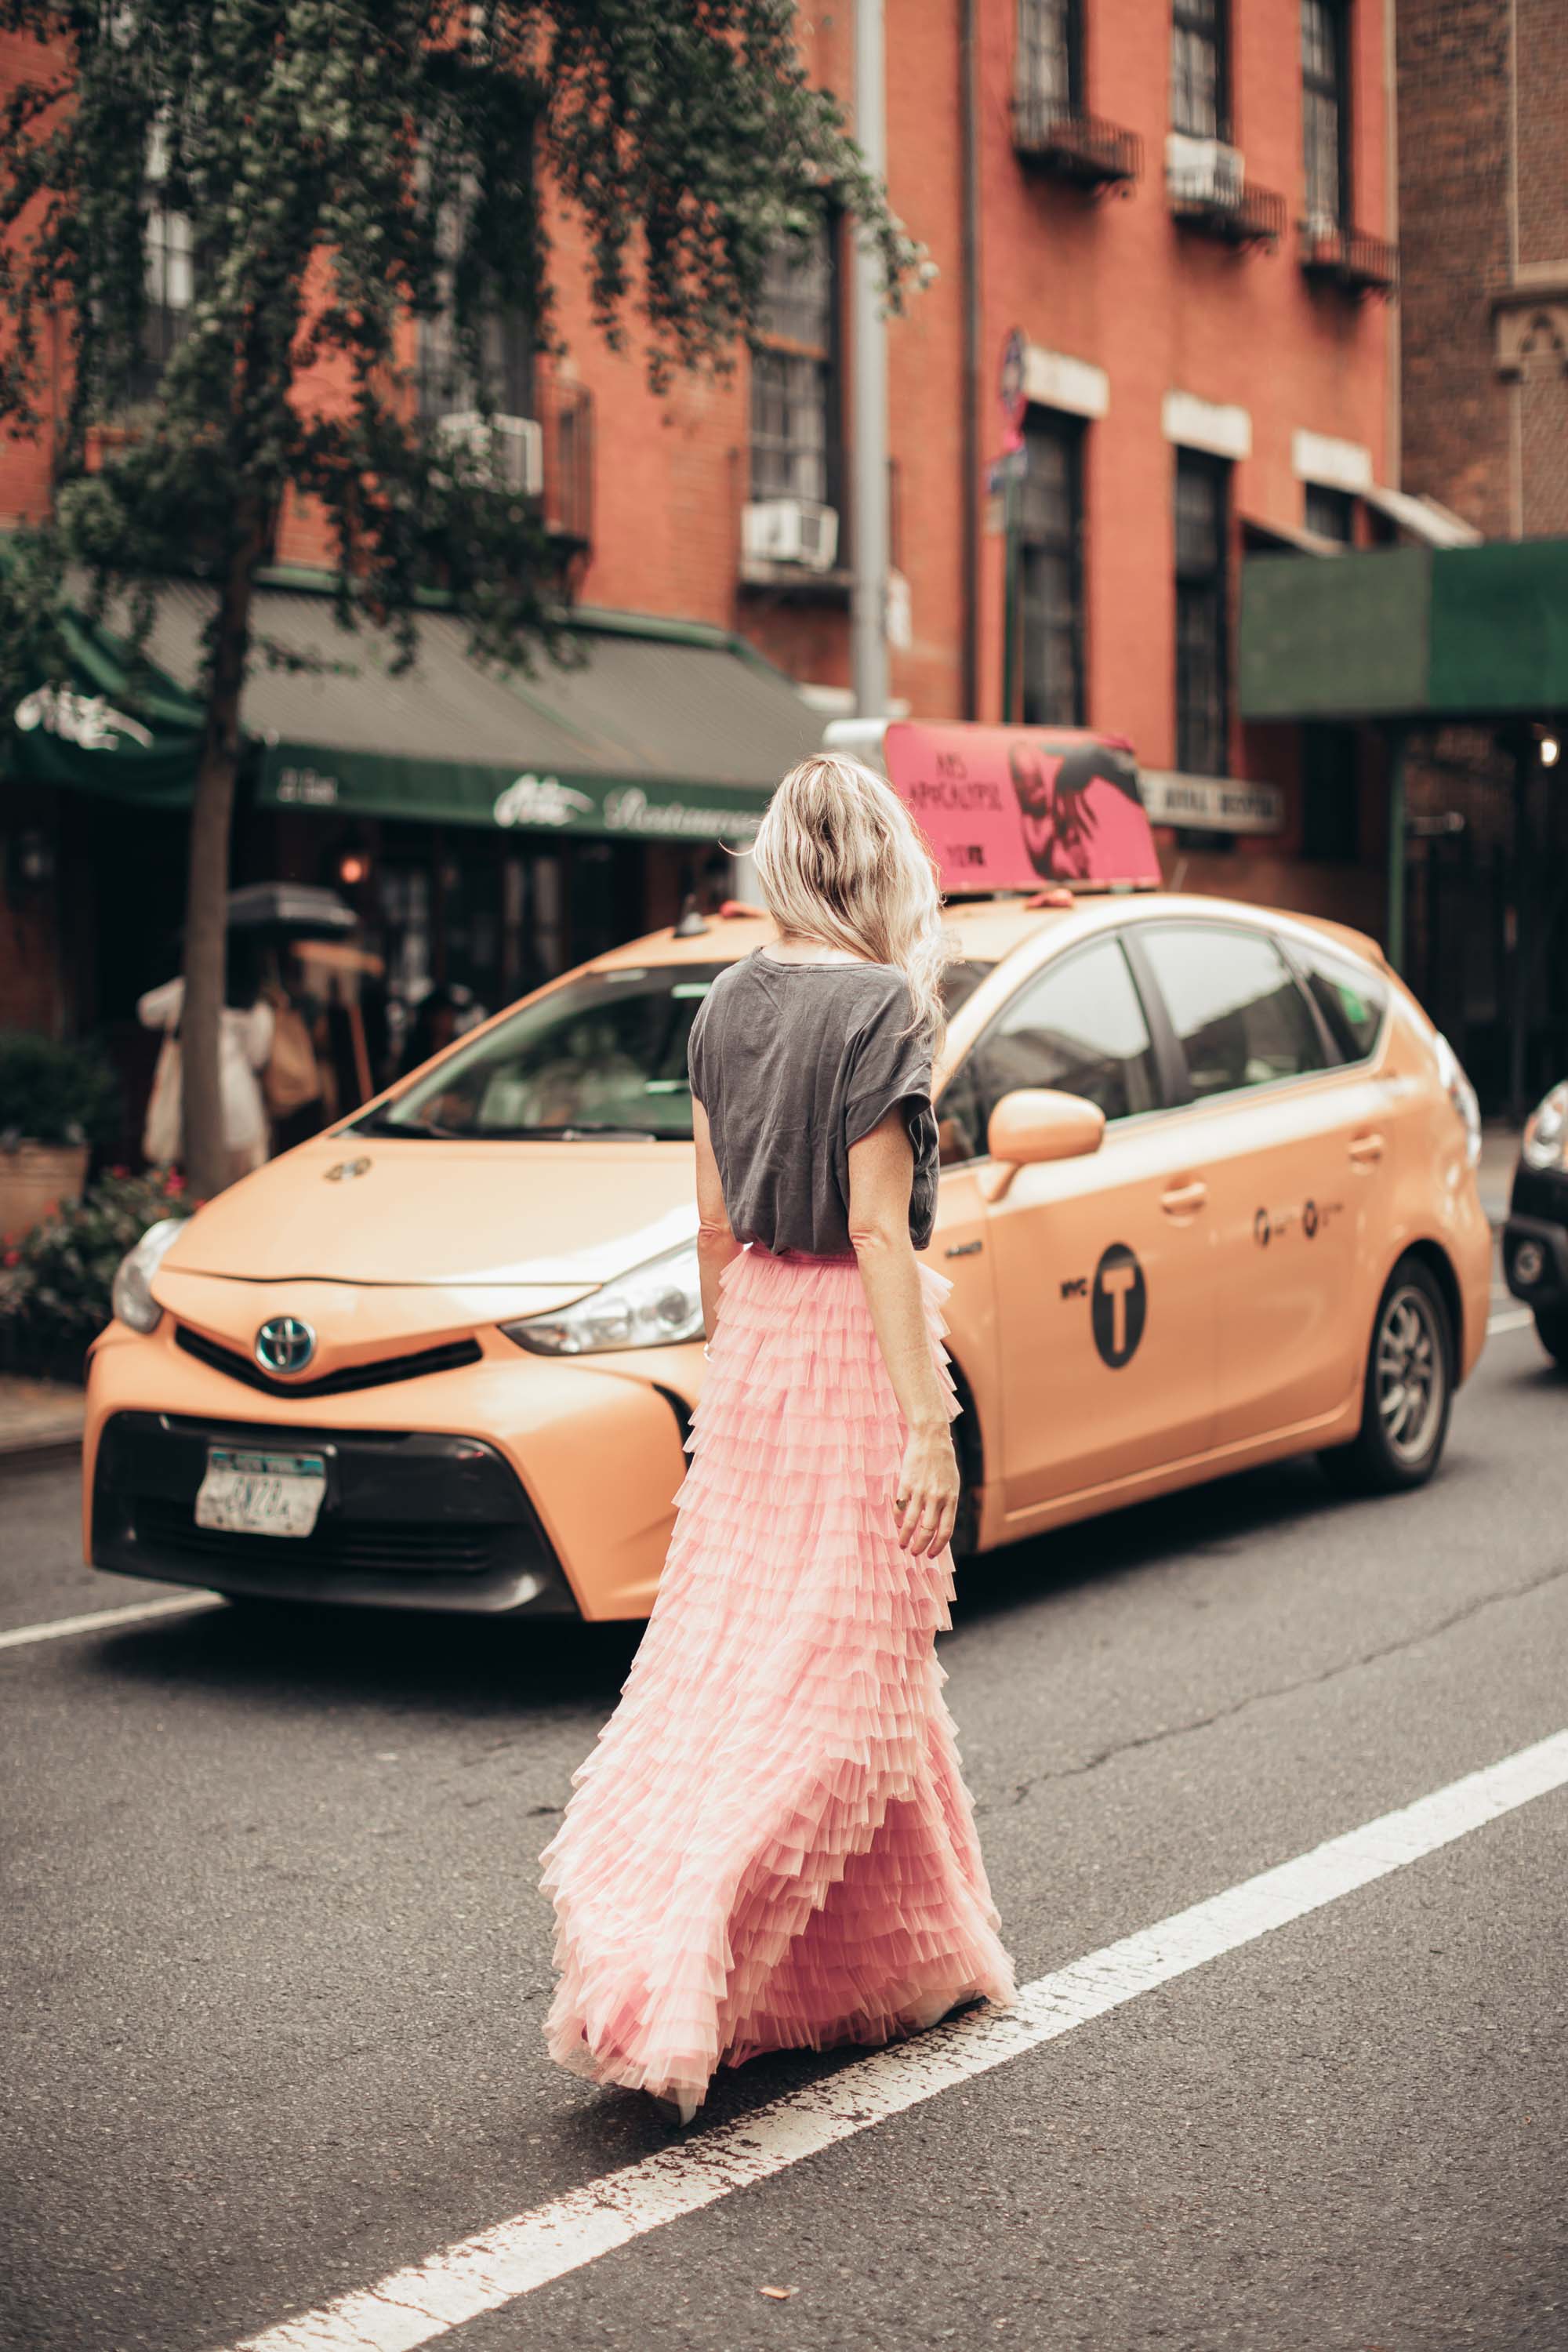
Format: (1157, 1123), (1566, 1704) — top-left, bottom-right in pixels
(942, 934), (1218, 1523)
(1127, 920), (1366, 1448)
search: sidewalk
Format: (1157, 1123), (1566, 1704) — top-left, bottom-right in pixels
(0, 1375), (85, 1475)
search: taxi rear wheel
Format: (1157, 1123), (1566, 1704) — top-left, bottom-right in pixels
(1320, 1255), (1453, 1496)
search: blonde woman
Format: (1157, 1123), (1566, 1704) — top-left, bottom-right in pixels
(541, 754), (1015, 2125)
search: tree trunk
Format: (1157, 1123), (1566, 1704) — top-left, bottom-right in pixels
(179, 507), (266, 1199)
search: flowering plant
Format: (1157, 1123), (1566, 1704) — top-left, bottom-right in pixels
(0, 1168), (196, 1381)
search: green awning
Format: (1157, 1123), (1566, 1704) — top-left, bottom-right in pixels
(5, 574), (826, 835)
(260, 741), (782, 840)
(1239, 538), (1568, 722)
(4, 609), (204, 805)
(133, 580), (825, 837)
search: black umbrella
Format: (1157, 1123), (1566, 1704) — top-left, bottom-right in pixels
(224, 882), (358, 936)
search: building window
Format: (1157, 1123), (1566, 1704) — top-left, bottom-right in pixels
(135, 204), (194, 397)
(1018, 0), (1081, 112)
(1301, 724), (1360, 859)
(131, 120), (195, 402)
(1019, 413), (1086, 728)
(1171, 0), (1228, 142)
(1174, 452), (1230, 778)
(1301, 0), (1350, 227)
(1305, 482), (1356, 542)
(750, 220), (839, 508)
(417, 180), (533, 422)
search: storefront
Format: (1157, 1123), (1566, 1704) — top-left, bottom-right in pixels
(4, 576), (826, 1102)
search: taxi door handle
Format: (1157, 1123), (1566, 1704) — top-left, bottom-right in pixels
(1348, 1131), (1385, 1167)
(1160, 1178), (1208, 1217)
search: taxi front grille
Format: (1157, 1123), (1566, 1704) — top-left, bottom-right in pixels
(174, 1324), (482, 1399)
(132, 1497), (506, 1577)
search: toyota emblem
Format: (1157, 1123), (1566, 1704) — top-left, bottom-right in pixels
(255, 1316), (318, 1376)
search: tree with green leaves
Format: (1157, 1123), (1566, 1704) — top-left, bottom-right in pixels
(0, 1), (916, 1196)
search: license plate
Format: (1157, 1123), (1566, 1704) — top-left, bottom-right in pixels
(194, 1447), (327, 1539)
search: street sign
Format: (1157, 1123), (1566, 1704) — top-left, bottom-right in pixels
(985, 446), (1029, 495)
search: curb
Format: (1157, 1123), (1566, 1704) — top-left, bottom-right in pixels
(0, 1426), (83, 1479)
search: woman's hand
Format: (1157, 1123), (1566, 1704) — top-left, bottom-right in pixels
(895, 1420), (960, 1558)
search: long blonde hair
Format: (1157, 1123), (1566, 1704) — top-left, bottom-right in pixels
(750, 753), (952, 1050)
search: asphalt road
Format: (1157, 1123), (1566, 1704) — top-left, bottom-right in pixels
(4, 1294), (1566, 2352)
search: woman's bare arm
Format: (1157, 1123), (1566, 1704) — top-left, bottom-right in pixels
(848, 1109), (959, 1558)
(692, 1098), (741, 1339)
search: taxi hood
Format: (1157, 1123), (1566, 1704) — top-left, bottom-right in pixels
(164, 1134), (699, 1287)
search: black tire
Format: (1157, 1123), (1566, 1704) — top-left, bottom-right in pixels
(1320, 1254), (1454, 1495)
(1534, 1307), (1568, 1370)
(948, 1359), (983, 1562)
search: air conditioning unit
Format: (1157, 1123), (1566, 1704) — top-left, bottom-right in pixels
(434, 410), (544, 498)
(1165, 133), (1245, 209)
(741, 498), (840, 572)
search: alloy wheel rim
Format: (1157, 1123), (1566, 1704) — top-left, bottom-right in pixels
(1376, 1287), (1443, 1463)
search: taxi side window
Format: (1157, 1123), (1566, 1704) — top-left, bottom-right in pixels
(1294, 943), (1387, 1062)
(1139, 924), (1326, 1100)
(939, 937), (1160, 1163)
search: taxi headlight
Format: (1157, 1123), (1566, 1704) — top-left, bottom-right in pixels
(110, 1217), (187, 1335)
(1523, 1081), (1568, 1172)
(500, 1239), (705, 1356)
(1433, 1033), (1482, 1169)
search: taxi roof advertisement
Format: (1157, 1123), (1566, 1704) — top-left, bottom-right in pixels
(882, 721), (1162, 893)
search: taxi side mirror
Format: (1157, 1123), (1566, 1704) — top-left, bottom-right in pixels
(982, 1087), (1106, 1203)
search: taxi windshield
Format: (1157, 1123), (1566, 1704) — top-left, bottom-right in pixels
(359, 956), (996, 1143)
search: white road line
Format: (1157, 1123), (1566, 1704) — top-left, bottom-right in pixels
(214, 1728), (1568, 2352)
(0, 1592), (223, 1652)
(1487, 1307), (1536, 1335)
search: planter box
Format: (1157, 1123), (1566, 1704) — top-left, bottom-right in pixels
(0, 1143), (91, 1243)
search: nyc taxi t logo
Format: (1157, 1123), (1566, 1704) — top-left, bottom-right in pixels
(1061, 1243), (1147, 1369)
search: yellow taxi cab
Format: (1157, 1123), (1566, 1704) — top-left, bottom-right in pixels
(85, 723), (1490, 1621)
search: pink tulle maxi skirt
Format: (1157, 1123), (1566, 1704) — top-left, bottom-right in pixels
(539, 1243), (1016, 2122)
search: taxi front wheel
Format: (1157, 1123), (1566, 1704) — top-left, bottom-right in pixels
(1320, 1255), (1454, 1496)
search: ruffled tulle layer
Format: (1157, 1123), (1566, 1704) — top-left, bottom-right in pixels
(539, 1244), (1016, 2120)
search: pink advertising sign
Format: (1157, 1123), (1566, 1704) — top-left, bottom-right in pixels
(883, 722), (1160, 895)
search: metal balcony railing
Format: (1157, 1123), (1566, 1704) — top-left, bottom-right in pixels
(1170, 176), (1287, 250)
(1011, 93), (1142, 192)
(1297, 220), (1400, 299)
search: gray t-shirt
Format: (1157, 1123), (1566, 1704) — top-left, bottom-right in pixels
(688, 948), (938, 1257)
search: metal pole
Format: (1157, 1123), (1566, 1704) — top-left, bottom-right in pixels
(1000, 470), (1020, 724)
(1386, 724), (1407, 974)
(958, 0), (981, 720)
(851, 0), (890, 719)
(1509, 729), (1531, 1124)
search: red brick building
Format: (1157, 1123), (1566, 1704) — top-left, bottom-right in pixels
(3, 2), (1422, 1076)
(1392, 0), (1568, 1109)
